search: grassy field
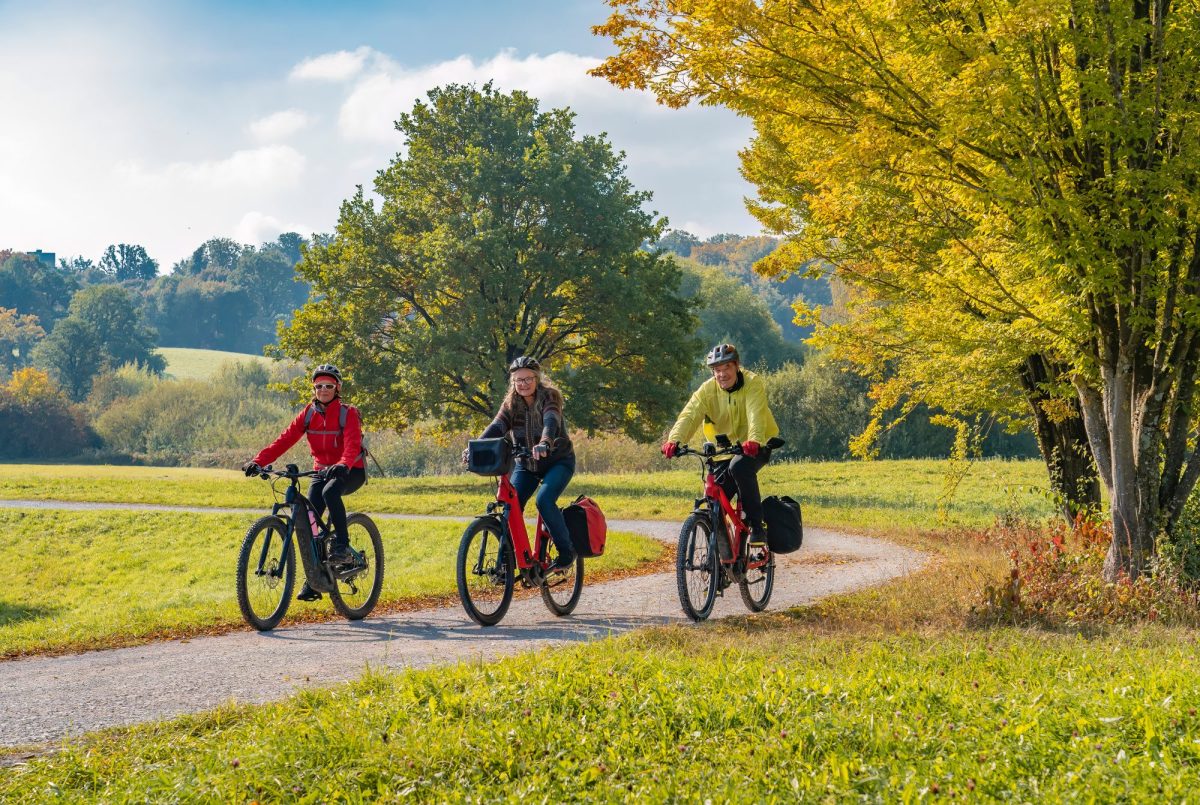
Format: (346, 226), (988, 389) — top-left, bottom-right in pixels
(0, 458), (1054, 531)
(5, 531), (1198, 801)
(156, 347), (275, 380)
(0, 509), (661, 658)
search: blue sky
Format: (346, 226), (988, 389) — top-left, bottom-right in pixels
(0, 0), (758, 269)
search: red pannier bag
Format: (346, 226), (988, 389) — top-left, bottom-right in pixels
(562, 495), (607, 558)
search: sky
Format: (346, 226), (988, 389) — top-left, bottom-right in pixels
(0, 0), (761, 270)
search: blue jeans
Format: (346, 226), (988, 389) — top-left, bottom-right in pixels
(510, 455), (576, 559)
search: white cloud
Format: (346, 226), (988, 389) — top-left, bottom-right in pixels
(333, 49), (657, 144)
(116, 145), (307, 190)
(249, 109), (312, 142)
(290, 46), (373, 82)
(234, 211), (310, 246)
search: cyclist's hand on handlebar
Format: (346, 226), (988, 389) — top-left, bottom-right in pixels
(742, 440), (761, 458)
(661, 441), (681, 459)
(241, 461), (261, 477)
(327, 463), (349, 480)
(532, 440), (550, 460)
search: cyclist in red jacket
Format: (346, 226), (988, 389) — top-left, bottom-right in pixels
(242, 364), (366, 601)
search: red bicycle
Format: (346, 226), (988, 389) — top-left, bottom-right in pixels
(673, 435), (785, 621)
(456, 443), (584, 626)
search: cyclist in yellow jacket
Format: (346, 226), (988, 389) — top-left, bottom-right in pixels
(662, 343), (780, 544)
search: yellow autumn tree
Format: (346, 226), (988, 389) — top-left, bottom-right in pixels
(595, 0), (1200, 579)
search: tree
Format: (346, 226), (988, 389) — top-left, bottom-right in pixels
(0, 252), (77, 330)
(278, 83), (698, 437)
(0, 368), (96, 459)
(0, 307), (45, 373)
(34, 285), (163, 398)
(594, 0), (1200, 579)
(677, 259), (804, 373)
(98, 244), (159, 282)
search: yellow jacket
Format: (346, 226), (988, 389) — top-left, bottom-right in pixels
(668, 370), (779, 458)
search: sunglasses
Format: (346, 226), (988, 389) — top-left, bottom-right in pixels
(313, 383), (338, 391)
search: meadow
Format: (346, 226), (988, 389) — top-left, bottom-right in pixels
(156, 347), (276, 381)
(0, 457), (1054, 531)
(0, 509), (660, 658)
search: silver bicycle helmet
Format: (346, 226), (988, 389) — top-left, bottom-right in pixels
(705, 343), (739, 367)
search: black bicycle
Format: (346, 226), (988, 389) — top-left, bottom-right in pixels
(236, 463), (385, 631)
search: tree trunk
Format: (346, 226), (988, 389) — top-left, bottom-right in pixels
(1018, 354), (1101, 522)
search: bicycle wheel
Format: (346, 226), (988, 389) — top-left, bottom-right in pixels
(236, 515), (295, 631)
(676, 513), (718, 622)
(329, 513), (385, 621)
(540, 541), (584, 617)
(456, 517), (515, 626)
(739, 542), (775, 612)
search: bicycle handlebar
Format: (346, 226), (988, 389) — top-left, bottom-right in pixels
(254, 464), (323, 480)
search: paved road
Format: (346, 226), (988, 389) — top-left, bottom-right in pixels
(0, 501), (926, 746)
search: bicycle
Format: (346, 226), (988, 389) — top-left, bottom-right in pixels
(456, 444), (584, 626)
(236, 463), (385, 631)
(672, 435), (785, 621)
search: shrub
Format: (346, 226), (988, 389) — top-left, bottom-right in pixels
(0, 368), (97, 459)
(974, 515), (1199, 626)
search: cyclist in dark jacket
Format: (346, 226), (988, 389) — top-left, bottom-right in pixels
(467, 356), (577, 572)
(242, 364), (366, 601)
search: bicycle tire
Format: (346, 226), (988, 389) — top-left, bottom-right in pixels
(456, 516), (515, 626)
(540, 550), (584, 617)
(236, 515), (295, 631)
(738, 546), (775, 613)
(329, 513), (385, 621)
(676, 512), (718, 622)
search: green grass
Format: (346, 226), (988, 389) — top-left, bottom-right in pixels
(6, 612), (1199, 800)
(0, 458), (1054, 531)
(1, 509), (661, 658)
(156, 347), (274, 380)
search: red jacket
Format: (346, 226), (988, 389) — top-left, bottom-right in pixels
(253, 398), (365, 470)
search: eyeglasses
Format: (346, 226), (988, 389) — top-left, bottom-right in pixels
(513, 376), (537, 385)
(313, 383), (338, 391)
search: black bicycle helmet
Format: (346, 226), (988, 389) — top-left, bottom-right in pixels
(508, 356), (541, 373)
(311, 363), (342, 383)
(705, 343), (739, 367)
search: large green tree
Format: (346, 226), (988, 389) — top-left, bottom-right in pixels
(0, 307), (45, 374)
(279, 83), (697, 437)
(596, 0), (1200, 578)
(34, 285), (163, 399)
(0, 252), (77, 331)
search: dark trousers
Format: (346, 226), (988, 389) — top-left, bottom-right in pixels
(308, 467), (367, 543)
(716, 452), (771, 530)
(511, 455), (576, 559)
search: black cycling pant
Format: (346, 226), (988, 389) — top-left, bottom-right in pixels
(308, 467), (367, 543)
(716, 452), (771, 530)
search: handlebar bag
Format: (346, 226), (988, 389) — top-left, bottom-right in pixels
(562, 494), (607, 558)
(763, 495), (803, 554)
(467, 438), (514, 477)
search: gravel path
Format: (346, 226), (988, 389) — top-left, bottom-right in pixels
(0, 500), (926, 747)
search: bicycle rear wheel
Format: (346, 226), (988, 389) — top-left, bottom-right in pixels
(456, 517), (515, 626)
(540, 541), (584, 617)
(676, 513), (718, 622)
(329, 513), (385, 621)
(738, 542), (775, 612)
(236, 515), (295, 631)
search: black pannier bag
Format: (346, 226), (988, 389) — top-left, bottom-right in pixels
(466, 438), (514, 477)
(762, 495), (802, 554)
(561, 495), (607, 557)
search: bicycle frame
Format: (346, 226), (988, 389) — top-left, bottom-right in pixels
(259, 465), (338, 593)
(487, 472), (552, 573)
(687, 450), (770, 573)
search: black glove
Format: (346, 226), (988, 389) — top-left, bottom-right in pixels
(326, 463), (349, 480)
(242, 461), (261, 477)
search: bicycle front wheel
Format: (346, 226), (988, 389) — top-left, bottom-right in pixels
(540, 543), (584, 617)
(456, 517), (515, 626)
(236, 515), (295, 631)
(739, 543), (775, 612)
(676, 513), (718, 622)
(329, 513), (385, 621)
